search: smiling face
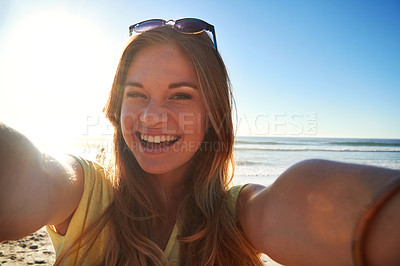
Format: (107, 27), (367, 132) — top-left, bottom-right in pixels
(120, 44), (207, 179)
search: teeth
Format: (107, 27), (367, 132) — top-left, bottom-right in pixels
(140, 134), (178, 143)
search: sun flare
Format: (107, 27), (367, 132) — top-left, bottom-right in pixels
(1, 8), (121, 151)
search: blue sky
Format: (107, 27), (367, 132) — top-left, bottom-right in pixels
(0, 0), (399, 142)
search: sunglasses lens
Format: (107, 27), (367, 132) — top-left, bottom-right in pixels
(129, 18), (217, 53)
(134, 20), (165, 33)
(175, 19), (206, 33)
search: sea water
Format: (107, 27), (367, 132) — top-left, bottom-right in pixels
(40, 136), (400, 187)
(233, 136), (400, 186)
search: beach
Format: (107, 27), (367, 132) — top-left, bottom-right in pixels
(0, 228), (281, 265)
(0, 227), (55, 265)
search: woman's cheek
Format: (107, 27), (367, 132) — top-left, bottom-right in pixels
(121, 115), (134, 133)
(120, 112), (138, 150)
(120, 104), (138, 135)
(176, 108), (206, 135)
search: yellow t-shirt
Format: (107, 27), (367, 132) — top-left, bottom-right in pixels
(46, 156), (245, 265)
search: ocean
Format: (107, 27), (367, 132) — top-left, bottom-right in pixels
(42, 136), (400, 187)
(233, 136), (400, 186)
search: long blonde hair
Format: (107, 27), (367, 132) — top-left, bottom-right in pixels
(58, 26), (262, 265)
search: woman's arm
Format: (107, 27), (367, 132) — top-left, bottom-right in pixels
(0, 123), (84, 241)
(238, 159), (400, 266)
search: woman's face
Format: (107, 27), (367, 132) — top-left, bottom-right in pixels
(120, 44), (207, 178)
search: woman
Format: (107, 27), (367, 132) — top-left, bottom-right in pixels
(1, 18), (399, 266)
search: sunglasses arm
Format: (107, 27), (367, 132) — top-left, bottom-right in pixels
(207, 25), (218, 54)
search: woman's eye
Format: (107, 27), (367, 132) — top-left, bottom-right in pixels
(126, 92), (146, 98)
(171, 93), (192, 100)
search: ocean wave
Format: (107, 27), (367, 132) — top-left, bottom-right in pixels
(235, 140), (281, 145)
(329, 141), (400, 147)
(234, 147), (400, 152)
(235, 138), (400, 148)
(235, 160), (260, 166)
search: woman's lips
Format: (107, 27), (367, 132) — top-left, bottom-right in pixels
(135, 131), (182, 150)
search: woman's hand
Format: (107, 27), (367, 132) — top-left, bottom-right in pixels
(0, 123), (84, 241)
(237, 159), (400, 266)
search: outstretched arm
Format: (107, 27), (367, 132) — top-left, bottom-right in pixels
(238, 159), (400, 266)
(0, 123), (84, 241)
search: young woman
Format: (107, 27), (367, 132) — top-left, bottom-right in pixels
(1, 18), (399, 266)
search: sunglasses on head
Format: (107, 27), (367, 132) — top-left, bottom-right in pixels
(128, 18), (218, 54)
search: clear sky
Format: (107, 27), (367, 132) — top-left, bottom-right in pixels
(0, 0), (399, 146)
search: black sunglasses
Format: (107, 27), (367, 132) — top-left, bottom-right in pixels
(128, 18), (218, 53)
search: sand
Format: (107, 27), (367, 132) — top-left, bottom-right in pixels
(0, 228), (281, 265)
(0, 227), (55, 265)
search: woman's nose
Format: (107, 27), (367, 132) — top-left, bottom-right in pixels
(139, 101), (167, 126)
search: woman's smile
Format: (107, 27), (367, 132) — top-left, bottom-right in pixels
(135, 131), (182, 153)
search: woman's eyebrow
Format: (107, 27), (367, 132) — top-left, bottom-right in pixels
(169, 82), (198, 90)
(124, 81), (143, 88)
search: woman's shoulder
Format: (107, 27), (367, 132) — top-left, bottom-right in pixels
(70, 155), (113, 190)
(49, 155), (113, 235)
(228, 184), (266, 219)
(69, 155), (113, 200)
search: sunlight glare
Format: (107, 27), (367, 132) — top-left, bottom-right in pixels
(1, 8), (121, 152)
